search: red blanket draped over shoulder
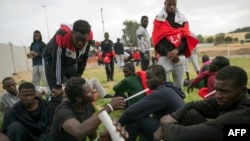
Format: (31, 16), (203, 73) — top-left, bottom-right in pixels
(152, 19), (199, 58)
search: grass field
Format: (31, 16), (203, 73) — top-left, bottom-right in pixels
(1, 56), (250, 140)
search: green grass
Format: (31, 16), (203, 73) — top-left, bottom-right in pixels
(1, 56), (250, 140)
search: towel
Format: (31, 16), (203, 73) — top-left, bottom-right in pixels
(155, 8), (188, 25)
(152, 8), (199, 58)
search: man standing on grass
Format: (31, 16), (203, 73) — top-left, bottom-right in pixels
(136, 15), (151, 71)
(114, 38), (125, 71)
(152, 0), (198, 90)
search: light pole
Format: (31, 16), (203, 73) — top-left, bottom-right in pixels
(42, 5), (50, 40)
(100, 8), (105, 35)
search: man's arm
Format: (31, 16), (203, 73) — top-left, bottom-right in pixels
(43, 32), (64, 90)
(78, 43), (91, 76)
(113, 79), (128, 93)
(62, 97), (125, 140)
(171, 98), (219, 122)
(119, 90), (169, 125)
(161, 109), (243, 141)
(0, 96), (7, 115)
(37, 42), (46, 57)
(162, 121), (223, 141)
(190, 71), (211, 85)
(2, 108), (16, 133)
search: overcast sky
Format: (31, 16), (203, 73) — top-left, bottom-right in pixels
(0, 0), (249, 46)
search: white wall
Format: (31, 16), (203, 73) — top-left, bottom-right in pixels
(0, 43), (32, 80)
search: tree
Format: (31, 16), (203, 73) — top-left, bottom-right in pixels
(245, 32), (250, 39)
(233, 37), (238, 43)
(122, 20), (140, 46)
(214, 33), (225, 45)
(224, 36), (233, 44)
(206, 36), (214, 43)
(196, 34), (204, 43)
(229, 26), (250, 33)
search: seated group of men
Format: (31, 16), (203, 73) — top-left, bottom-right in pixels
(0, 62), (250, 141)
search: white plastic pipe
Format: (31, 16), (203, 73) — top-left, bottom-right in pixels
(98, 110), (125, 141)
(124, 88), (149, 102)
(204, 90), (216, 99)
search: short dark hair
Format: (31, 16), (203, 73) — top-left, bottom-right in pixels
(213, 56), (230, 70)
(147, 65), (166, 81)
(141, 15), (148, 22)
(124, 63), (135, 73)
(202, 55), (209, 63)
(216, 66), (247, 87)
(64, 77), (87, 103)
(18, 82), (35, 92)
(2, 77), (14, 84)
(73, 20), (91, 35)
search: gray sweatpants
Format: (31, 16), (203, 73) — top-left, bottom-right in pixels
(32, 65), (47, 87)
(158, 55), (185, 90)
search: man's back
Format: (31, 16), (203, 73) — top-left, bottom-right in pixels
(114, 42), (124, 55)
(113, 75), (144, 106)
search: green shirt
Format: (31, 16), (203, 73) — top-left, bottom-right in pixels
(113, 75), (145, 106)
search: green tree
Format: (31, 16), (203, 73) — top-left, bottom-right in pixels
(206, 36), (214, 43)
(224, 36), (233, 44)
(196, 34), (204, 43)
(122, 20), (140, 46)
(214, 33), (225, 45)
(245, 32), (250, 39)
(233, 37), (238, 43)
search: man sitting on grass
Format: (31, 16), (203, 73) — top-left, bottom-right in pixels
(118, 64), (185, 141)
(0, 77), (19, 115)
(154, 66), (250, 141)
(49, 77), (126, 141)
(113, 63), (145, 107)
(187, 56), (230, 99)
(2, 82), (54, 141)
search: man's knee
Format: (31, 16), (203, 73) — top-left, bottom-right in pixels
(7, 122), (25, 133)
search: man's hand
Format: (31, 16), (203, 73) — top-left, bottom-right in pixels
(167, 49), (180, 63)
(172, 56), (180, 63)
(109, 97), (126, 111)
(160, 115), (178, 125)
(167, 49), (179, 60)
(51, 88), (63, 97)
(153, 126), (164, 141)
(187, 84), (194, 94)
(99, 121), (129, 141)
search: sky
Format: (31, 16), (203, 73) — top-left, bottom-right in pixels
(0, 0), (250, 46)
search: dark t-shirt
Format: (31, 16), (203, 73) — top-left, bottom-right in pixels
(49, 100), (95, 141)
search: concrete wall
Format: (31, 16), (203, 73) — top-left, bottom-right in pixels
(0, 43), (32, 80)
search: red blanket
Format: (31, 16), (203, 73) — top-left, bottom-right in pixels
(152, 19), (199, 57)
